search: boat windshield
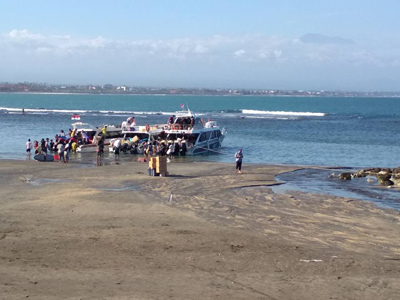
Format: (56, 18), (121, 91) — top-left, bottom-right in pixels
(167, 133), (199, 144)
(124, 132), (150, 140)
(175, 116), (194, 127)
(72, 123), (96, 130)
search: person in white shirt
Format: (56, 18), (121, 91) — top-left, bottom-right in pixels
(26, 139), (32, 154)
(113, 139), (121, 159)
(57, 142), (65, 163)
(82, 130), (89, 144)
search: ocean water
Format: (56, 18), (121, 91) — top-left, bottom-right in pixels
(0, 93), (400, 168)
(272, 168), (400, 211)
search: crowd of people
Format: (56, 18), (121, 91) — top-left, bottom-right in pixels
(25, 125), (242, 173)
(24, 115), (239, 170)
(110, 136), (188, 160)
(25, 128), (85, 163)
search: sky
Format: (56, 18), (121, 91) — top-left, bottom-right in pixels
(0, 0), (399, 91)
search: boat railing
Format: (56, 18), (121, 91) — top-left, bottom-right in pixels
(169, 123), (193, 131)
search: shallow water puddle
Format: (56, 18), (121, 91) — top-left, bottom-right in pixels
(236, 183), (283, 190)
(98, 186), (140, 192)
(271, 168), (400, 210)
(27, 178), (72, 186)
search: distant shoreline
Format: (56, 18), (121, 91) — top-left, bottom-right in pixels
(1, 91), (400, 98)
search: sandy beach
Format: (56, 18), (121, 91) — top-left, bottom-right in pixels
(0, 159), (399, 300)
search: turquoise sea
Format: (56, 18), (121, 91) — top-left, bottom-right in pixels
(1, 93), (399, 167)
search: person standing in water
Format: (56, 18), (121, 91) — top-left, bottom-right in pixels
(113, 138), (121, 161)
(97, 136), (105, 166)
(26, 139), (32, 155)
(64, 139), (72, 163)
(234, 149), (243, 173)
(57, 141), (65, 163)
(40, 138), (47, 160)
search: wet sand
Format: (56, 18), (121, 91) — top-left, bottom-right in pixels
(0, 159), (399, 300)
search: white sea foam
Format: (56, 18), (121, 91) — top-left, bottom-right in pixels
(245, 116), (274, 119)
(242, 109), (325, 117)
(0, 107), (172, 116)
(0, 107), (88, 113)
(99, 110), (172, 115)
(1, 106), (321, 117)
(245, 116), (295, 120)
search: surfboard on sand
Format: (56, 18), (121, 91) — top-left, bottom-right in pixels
(34, 154), (54, 162)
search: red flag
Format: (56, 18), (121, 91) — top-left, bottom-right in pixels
(180, 103), (184, 109)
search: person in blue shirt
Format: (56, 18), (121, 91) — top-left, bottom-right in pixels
(235, 149), (243, 173)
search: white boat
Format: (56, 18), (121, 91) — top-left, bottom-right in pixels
(163, 109), (226, 155)
(76, 124), (124, 153)
(76, 109), (226, 155)
(71, 122), (97, 140)
(109, 125), (163, 154)
(113, 110), (226, 156)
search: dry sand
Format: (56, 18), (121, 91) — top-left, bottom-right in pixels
(0, 159), (399, 300)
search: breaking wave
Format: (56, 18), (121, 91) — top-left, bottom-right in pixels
(0, 107), (172, 116)
(241, 109), (326, 117)
(0, 106), (326, 118)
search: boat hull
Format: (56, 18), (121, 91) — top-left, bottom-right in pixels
(77, 143), (110, 153)
(187, 135), (225, 156)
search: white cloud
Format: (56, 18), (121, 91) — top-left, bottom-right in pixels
(36, 47), (53, 55)
(234, 49), (245, 57)
(258, 51), (270, 59)
(1, 29), (398, 67)
(194, 44), (208, 54)
(82, 36), (107, 48)
(273, 49), (282, 58)
(8, 29), (43, 40)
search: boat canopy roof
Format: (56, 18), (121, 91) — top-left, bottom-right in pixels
(72, 122), (97, 131)
(174, 109), (195, 118)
